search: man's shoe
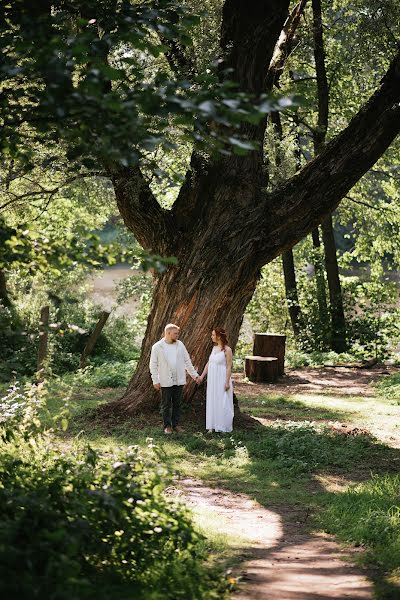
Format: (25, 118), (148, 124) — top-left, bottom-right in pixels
(173, 426), (185, 433)
(164, 426), (173, 434)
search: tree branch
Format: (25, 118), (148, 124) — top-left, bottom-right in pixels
(262, 49), (400, 259)
(267, 0), (308, 90)
(0, 173), (103, 212)
(158, 35), (196, 78)
(109, 166), (176, 254)
(344, 195), (397, 214)
(312, 0), (328, 154)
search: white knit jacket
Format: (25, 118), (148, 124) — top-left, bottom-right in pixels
(149, 339), (199, 387)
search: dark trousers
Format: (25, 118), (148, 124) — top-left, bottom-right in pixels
(160, 385), (183, 428)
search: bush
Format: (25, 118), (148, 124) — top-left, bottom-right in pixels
(286, 349), (358, 368)
(0, 444), (226, 599)
(0, 384), (227, 600)
(0, 304), (37, 382)
(75, 360), (137, 388)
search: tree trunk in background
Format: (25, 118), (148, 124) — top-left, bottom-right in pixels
(282, 250), (302, 339)
(321, 215), (347, 351)
(312, 0), (347, 351)
(270, 110), (303, 340)
(0, 269), (11, 308)
(311, 227), (329, 340)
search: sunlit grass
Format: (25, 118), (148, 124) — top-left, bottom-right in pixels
(320, 474), (400, 598)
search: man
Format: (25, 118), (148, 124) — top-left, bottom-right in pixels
(149, 323), (201, 434)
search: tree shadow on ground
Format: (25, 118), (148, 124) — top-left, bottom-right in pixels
(174, 422), (400, 600)
(237, 393), (356, 421)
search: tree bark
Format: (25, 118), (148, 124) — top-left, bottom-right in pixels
(104, 1), (400, 418)
(37, 305), (49, 381)
(80, 311), (111, 368)
(253, 333), (286, 376)
(245, 356), (278, 383)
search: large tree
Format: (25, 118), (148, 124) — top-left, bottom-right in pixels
(2, 1), (400, 415)
(110, 0), (400, 415)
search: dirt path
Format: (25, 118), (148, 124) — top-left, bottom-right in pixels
(173, 367), (399, 598)
(177, 477), (373, 600)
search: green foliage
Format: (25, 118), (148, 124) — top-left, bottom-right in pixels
(376, 372), (400, 404)
(285, 349), (358, 368)
(0, 272), (140, 380)
(341, 275), (400, 360)
(319, 474), (400, 582)
(0, 0), (298, 169)
(75, 361), (137, 389)
(0, 304), (37, 382)
(0, 384), (228, 600)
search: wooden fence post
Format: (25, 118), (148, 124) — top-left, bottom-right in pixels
(37, 305), (50, 381)
(80, 311), (111, 368)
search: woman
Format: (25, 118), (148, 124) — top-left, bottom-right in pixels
(199, 328), (234, 433)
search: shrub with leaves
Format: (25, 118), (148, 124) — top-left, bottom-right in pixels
(0, 384), (226, 599)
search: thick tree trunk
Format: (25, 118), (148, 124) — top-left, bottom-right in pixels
(321, 215), (347, 352)
(108, 232), (263, 415)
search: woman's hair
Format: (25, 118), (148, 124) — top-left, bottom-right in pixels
(213, 327), (228, 348)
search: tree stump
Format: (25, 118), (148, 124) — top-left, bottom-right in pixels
(245, 356), (279, 383)
(253, 333), (286, 375)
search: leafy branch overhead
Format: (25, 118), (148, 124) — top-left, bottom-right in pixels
(0, 0), (300, 169)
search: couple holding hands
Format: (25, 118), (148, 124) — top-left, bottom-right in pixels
(149, 323), (234, 434)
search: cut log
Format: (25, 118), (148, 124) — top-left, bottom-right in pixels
(245, 356), (279, 383)
(253, 333), (286, 375)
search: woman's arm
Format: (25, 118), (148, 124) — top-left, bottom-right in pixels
(200, 361), (209, 381)
(225, 347), (233, 390)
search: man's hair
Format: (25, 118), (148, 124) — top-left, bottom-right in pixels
(164, 323), (180, 335)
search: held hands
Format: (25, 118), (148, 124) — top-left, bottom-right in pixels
(195, 376), (202, 385)
(153, 383), (161, 391)
(224, 382), (231, 391)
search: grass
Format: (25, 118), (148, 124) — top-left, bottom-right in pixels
(320, 474), (400, 599)
(3, 367), (400, 598)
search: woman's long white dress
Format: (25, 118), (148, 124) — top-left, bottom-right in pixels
(206, 348), (234, 432)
